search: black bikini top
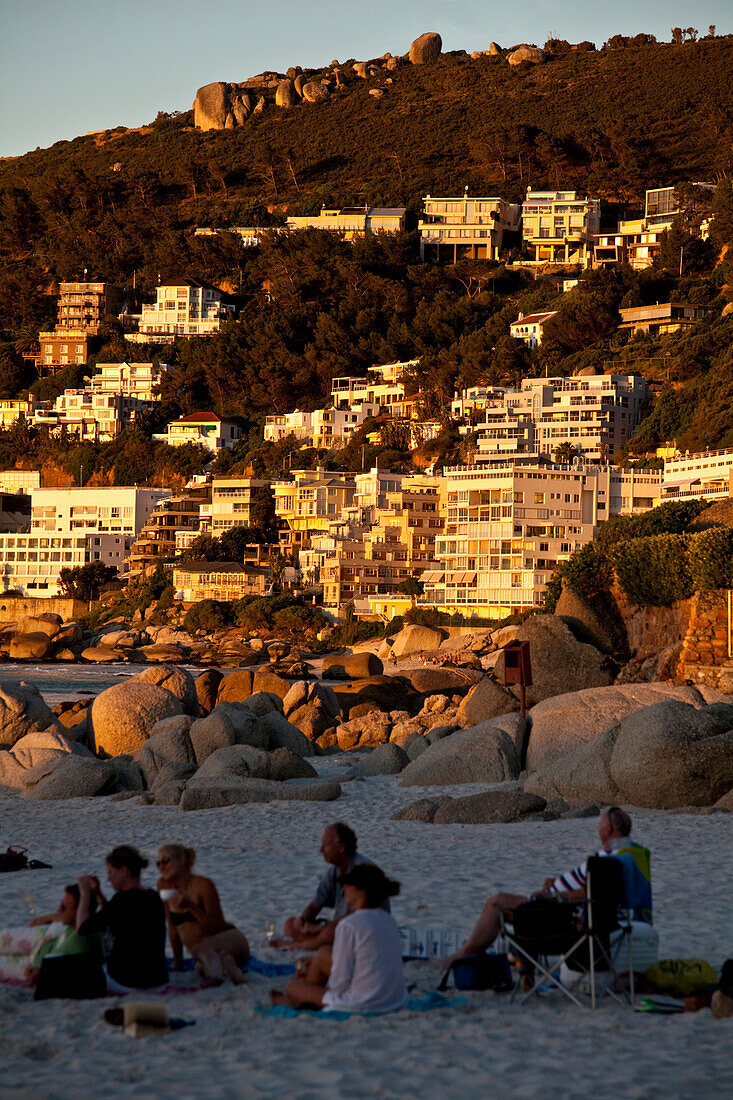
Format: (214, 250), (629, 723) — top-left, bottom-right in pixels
(169, 910), (197, 927)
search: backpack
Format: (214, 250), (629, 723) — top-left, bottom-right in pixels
(645, 958), (719, 997)
(440, 953), (513, 992)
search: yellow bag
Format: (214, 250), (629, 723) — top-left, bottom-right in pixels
(645, 958), (718, 997)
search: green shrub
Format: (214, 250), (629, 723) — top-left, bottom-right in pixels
(688, 527), (733, 591)
(611, 533), (693, 606)
(183, 599), (236, 633)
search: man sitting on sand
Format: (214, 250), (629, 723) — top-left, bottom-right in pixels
(277, 823), (384, 951)
(445, 807), (638, 965)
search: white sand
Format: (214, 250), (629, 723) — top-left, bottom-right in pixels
(1, 759), (732, 1099)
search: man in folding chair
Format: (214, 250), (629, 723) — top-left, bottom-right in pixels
(442, 805), (647, 1003)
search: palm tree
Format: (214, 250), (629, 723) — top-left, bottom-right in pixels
(554, 442), (578, 464)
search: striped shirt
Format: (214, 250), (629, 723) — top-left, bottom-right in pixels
(548, 836), (627, 896)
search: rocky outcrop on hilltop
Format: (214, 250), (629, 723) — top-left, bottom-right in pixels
(192, 32), (441, 131)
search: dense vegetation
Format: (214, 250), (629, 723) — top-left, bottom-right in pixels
(0, 35), (732, 481)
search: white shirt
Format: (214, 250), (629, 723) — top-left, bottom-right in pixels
(322, 909), (408, 1015)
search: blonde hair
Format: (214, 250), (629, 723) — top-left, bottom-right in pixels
(159, 844), (196, 870)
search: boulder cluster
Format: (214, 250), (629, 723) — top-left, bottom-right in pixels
(1, 611), (731, 818)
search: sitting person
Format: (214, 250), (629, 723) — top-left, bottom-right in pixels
(445, 807), (637, 965)
(271, 863), (407, 1014)
(278, 823), (384, 951)
(157, 843), (249, 987)
(77, 845), (168, 993)
(0, 885), (97, 984)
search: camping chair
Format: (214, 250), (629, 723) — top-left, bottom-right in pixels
(500, 856), (629, 1009)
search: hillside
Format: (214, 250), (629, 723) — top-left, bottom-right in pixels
(0, 35), (732, 482)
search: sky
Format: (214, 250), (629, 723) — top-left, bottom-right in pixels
(1, 0), (731, 158)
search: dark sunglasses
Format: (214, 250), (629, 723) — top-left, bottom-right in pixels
(156, 858), (171, 867)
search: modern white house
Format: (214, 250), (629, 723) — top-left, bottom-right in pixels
(156, 412), (242, 452)
(509, 311), (558, 349)
(127, 278), (235, 344)
(522, 189), (601, 266)
(418, 194), (521, 261)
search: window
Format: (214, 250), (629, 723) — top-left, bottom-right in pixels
(534, 492), (545, 504)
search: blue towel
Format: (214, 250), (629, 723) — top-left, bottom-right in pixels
(256, 991), (466, 1019)
(166, 956), (296, 978)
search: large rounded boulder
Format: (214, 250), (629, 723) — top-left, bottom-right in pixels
(322, 652), (383, 679)
(503, 615), (614, 709)
(9, 633), (53, 660)
(609, 701), (733, 808)
(456, 676), (519, 727)
(0, 681), (59, 747)
(194, 81), (227, 130)
(90, 682), (184, 756)
(409, 32), (442, 64)
(390, 625), (447, 658)
(508, 45), (544, 66)
(399, 720), (520, 787)
(134, 665), (199, 715)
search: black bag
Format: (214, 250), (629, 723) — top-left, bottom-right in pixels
(441, 953), (513, 992)
(34, 952), (107, 1001)
(0, 847), (29, 873)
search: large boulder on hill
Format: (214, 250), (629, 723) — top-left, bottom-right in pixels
(354, 742), (409, 777)
(508, 616), (615, 709)
(217, 669), (254, 704)
(302, 82), (329, 104)
(0, 681), (59, 747)
(433, 786), (546, 825)
(409, 32), (442, 64)
(90, 682), (184, 756)
(194, 81), (227, 130)
(609, 701), (733, 808)
(180, 777), (341, 810)
(276, 79), (297, 107)
(555, 587), (624, 655)
(457, 676), (519, 727)
(322, 652), (383, 679)
(402, 668), (483, 696)
(134, 665), (198, 715)
(508, 45), (544, 65)
(10, 633), (53, 660)
(196, 669), (223, 716)
(391, 625), (447, 658)
(400, 720), (520, 787)
(23, 756), (116, 801)
(332, 675), (414, 717)
(526, 683), (714, 772)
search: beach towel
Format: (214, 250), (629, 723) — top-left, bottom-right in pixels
(257, 991), (467, 1020)
(166, 956), (296, 978)
(614, 845), (653, 924)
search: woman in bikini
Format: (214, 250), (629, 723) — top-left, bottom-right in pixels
(156, 844), (249, 986)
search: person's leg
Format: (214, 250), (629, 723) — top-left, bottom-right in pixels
(195, 929), (250, 985)
(448, 892), (529, 963)
(270, 978), (326, 1008)
(304, 944), (332, 986)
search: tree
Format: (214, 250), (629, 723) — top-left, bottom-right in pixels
(553, 442), (578, 464)
(59, 561), (118, 601)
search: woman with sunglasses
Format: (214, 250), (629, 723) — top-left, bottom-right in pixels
(156, 844), (249, 986)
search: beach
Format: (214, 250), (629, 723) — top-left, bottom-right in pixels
(2, 758), (732, 1100)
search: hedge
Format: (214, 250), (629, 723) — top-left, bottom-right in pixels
(611, 533), (692, 607)
(688, 527), (733, 592)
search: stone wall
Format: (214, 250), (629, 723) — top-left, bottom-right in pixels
(676, 590), (733, 690)
(0, 595), (88, 624)
(611, 584), (693, 657)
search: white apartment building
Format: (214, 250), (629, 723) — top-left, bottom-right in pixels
(660, 448), (733, 503)
(33, 391), (131, 442)
(509, 311), (558, 349)
(156, 413), (241, 452)
(286, 206), (407, 238)
(127, 279), (235, 344)
(0, 470), (40, 494)
(0, 398), (36, 429)
(419, 194), (521, 261)
(522, 189), (601, 266)
(420, 461), (658, 619)
(89, 362), (171, 402)
(475, 374), (649, 463)
(264, 361), (416, 447)
(0, 486), (169, 595)
(199, 477), (271, 532)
